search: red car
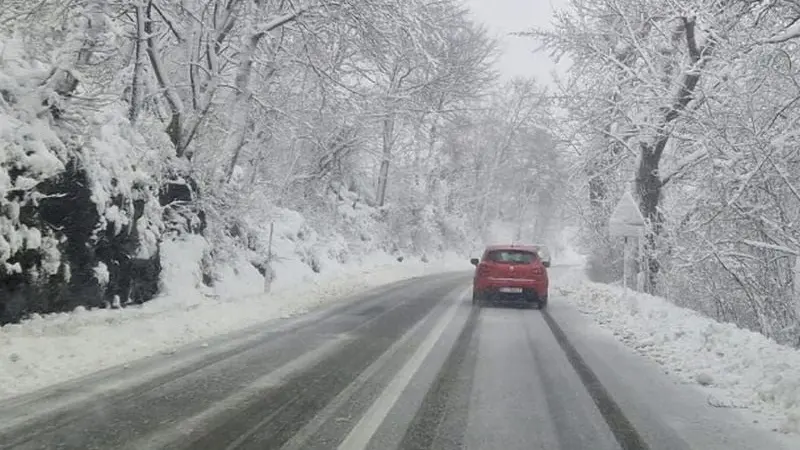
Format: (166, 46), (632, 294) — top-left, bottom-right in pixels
(470, 244), (550, 309)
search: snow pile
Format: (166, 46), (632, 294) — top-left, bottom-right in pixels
(82, 106), (164, 242)
(0, 243), (470, 400)
(159, 234), (210, 297)
(561, 281), (800, 433)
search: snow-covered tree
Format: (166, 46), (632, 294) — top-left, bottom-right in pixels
(534, 0), (800, 345)
(0, 0), (568, 321)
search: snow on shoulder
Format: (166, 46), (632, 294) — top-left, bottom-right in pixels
(561, 280), (800, 435)
(0, 247), (470, 401)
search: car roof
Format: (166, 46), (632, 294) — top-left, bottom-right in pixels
(483, 244), (541, 252)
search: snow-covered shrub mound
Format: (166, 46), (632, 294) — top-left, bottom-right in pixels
(0, 37), (163, 323)
(192, 177), (478, 300)
(563, 281), (800, 433)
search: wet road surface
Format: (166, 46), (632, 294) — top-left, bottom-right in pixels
(0, 269), (791, 450)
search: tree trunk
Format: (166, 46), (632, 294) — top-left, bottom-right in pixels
(144, 0), (184, 154)
(632, 17), (710, 293)
(129, 4), (146, 123)
(636, 142), (664, 293)
(376, 113), (395, 206)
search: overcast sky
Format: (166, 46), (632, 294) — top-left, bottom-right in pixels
(464, 0), (566, 85)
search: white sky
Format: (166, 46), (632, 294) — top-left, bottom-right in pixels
(464, 0), (567, 85)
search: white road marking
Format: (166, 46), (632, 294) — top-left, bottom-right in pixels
(336, 287), (468, 450)
(123, 335), (352, 450)
(282, 284), (469, 450)
(0, 280), (415, 432)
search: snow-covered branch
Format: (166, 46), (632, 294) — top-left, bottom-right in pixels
(766, 18), (800, 43)
(740, 239), (799, 256)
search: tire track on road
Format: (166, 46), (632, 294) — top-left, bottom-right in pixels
(541, 310), (650, 450)
(397, 305), (480, 450)
(177, 280), (463, 450)
(0, 275), (461, 450)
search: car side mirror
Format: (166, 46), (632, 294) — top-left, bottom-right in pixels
(542, 260), (551, 268)
(470, 258), (480, 266)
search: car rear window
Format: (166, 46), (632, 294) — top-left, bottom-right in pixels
(485, 250), (536, 264)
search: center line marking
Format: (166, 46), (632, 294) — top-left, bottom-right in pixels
(336, 286), (469, 450)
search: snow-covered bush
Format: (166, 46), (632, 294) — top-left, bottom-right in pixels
(196, 180), (474, 296)
(0, 36), (164, 323)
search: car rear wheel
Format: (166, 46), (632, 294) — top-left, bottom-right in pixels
(522, 293), (537, 309)
(472, 290), (483, 307)
(538, 295), (548, 310)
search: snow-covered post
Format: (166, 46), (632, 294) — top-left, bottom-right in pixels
(622, 237), (629, 290)
(636, 230), (646, 292)
(794, 257), (800, 337)
(264, 221), (275, 293)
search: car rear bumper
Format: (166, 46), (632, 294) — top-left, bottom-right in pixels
(478, 287), (546, 303)
(475, 277), (548, 298)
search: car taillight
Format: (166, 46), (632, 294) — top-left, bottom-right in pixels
(478, 263), (490, 276)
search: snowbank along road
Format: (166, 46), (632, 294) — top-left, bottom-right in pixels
(0, 267), (792, 450)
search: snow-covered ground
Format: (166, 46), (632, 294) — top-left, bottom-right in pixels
(0, 241), (471, 401)
(557, 274), (800, 436)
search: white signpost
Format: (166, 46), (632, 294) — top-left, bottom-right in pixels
(608, 191), (646, 291)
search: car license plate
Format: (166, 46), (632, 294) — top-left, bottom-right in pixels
(499, 287), (523, 294)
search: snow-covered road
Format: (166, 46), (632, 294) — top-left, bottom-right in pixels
(0, 266), (796, 449)
(0, 254), (470, 400)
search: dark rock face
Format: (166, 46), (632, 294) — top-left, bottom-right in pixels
(0, 159), (161, 324)
(160, 173), (206, 236)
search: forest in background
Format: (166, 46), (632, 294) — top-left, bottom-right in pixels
(0, 0), (565, 323)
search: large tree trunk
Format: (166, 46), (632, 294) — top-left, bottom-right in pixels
(634, 16), (711, 293)
(144, 0), (184, 154)
(636, 143), (664, 293)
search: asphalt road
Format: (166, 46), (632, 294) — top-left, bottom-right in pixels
(0, 269), (793, 450)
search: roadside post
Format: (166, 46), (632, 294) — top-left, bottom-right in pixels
(608, 191), (646, 291)
(264, 221), (275, 293)
(794, 257), (800, 325)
